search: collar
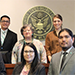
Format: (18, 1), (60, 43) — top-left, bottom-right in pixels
(61, 46), (73, 54)
(1, 29), (8, 34)
(53, 30), (58, 36)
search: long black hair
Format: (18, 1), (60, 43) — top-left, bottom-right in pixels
(21, 43), (38, 73)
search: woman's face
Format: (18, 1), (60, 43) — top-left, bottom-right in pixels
(23, 46), (35, 63)
(53, 17), (62, 30)
(23, 26), (32, 38)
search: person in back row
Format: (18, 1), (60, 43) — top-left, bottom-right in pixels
(12, 43), (46, 75)
(45, 14), (62, 62)
(11, 24), (47, 64)
(0, 15), (17, 63)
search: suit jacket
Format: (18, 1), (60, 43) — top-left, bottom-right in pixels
(0, 29), (17, 63)
(12, 63), (46, 75)
(0, 52), (6, 75)
(48, 47), (75, 75)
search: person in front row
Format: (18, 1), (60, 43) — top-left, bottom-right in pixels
(0, 52), (6, 75)
(12, 43), (46, 75)
(0, 15), (17, 63)
(48, 28), (75, 75)
(11, 24), (47, 64)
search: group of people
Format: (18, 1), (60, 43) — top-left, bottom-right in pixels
(0, 14), (75, 75)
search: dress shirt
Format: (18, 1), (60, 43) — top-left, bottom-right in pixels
(1, 29), (8, 38)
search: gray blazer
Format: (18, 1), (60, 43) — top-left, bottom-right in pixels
(48, 47), (75, 75)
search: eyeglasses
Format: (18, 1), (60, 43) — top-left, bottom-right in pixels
(23, 30), (31, 32)
(24, 50), (34, 53)
(1, 20), (10, 23)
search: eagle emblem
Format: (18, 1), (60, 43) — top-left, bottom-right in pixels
(23, 6), (55, 40)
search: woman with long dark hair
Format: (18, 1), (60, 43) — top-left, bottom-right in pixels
(12, 43), (46, 75)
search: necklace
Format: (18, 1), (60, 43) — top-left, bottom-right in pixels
(25, 64), (30, 70)
(24, 38), (33, 44)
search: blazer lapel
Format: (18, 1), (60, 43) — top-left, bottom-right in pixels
(61, 47), (75, 70)
(3, 29), (9, 45)
(56, 52), (62, 73)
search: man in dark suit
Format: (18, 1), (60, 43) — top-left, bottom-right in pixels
(0, 15), (17, 63)
(0, 52), (6, 75)
(48, 28), (75, 75)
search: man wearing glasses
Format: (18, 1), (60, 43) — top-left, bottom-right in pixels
(0, 15), (17, 63)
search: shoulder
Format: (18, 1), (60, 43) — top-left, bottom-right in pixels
(36, 63), (45, 69)
(46, 31), (54, 37)
(33, 39), (41, 43)
(8, 29), (17, 35)
(33, 39), (43, 46)
(13, 62), (23, 71)
(14, 39), (24, 46)
(52, 51), (61, 58)
(19, 39), (24, 43)
(13, 63), (23, 74)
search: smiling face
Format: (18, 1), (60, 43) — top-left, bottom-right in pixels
(59, 30), (74, 51)
(0, 17), (10, 30)
(23, 26), (32, 38)
(53, 17), (62, 30)
(23, 45), (35, 63)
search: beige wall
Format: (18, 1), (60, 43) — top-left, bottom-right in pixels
(0, 0), (75, 45)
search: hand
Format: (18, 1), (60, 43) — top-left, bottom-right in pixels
(48, 56), (52, 62)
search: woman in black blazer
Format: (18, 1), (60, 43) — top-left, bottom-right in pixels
(12, 43), (46, 75)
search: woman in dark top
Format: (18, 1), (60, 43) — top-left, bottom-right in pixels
(12, 43), (46, 75)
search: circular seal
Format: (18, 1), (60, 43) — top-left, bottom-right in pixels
(23, 6), (55, 40)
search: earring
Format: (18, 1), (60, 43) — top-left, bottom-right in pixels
(23, 35), (24, 38)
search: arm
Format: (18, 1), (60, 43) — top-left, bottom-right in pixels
(39, 42), (47, 63)
(11, 42), (19, 64)
(45, 33), (52, 62)
(12, 33), (17, 49)
(39, 66), (46, 75)
(11, 41), (24, 64)
(0, 53), (6, 75)
(48, 56), (52, 62)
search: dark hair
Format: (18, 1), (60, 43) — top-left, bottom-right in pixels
(0, 15), (10, 22)
(20, 24), (34, 38)
(21, 43), (38, 73)
(58, 28), (73, 39)
(53, 14), (63, 21)
(73, 35), (75, 47)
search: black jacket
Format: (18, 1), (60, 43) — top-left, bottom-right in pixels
(0, 52), (6, 75)
(12, 63), (46, 75)
(0, 29), (17, 63)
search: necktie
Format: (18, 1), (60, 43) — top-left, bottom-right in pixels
(60, 52), (68, 71)
(1, 31), (5, 45)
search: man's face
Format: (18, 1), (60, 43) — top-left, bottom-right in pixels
(59, 30), (74, 51)
(0, 17), (10, 30)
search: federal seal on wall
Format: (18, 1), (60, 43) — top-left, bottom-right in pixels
(23, 6), (55, 40)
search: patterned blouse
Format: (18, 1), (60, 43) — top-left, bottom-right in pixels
(11, 39), (47, 64)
